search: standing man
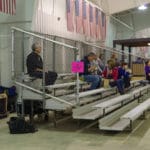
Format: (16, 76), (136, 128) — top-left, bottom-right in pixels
(80, 52), (101, 90)
(26, 43), (58, 86)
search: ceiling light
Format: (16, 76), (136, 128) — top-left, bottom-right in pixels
(148, 43), (150, 46)
(138, 5), (147, 10)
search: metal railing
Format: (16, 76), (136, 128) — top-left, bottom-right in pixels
(11, 27), (81, 115)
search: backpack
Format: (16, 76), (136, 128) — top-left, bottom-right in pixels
(7, 117), (38, 134)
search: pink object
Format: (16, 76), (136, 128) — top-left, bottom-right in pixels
(71, 62), (84, 73)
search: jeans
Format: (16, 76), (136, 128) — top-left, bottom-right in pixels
(109, 79), (124, 94)
(84, 75), (101, 90)
(123, 77), (131, 88)
(30, 71), (58, 86)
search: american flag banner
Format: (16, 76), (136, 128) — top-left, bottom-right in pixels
(0, 0), (2, 12)
(96, 8), (102, 40)
(66, 0), (74, 32)
(75, 0), (83, 33)
(89, 5), (96, 38)
(101, 11), (106, 40)
(82, 0), (90, 36)
(93, 6), (96, 38)
(0, 0), (16, 15)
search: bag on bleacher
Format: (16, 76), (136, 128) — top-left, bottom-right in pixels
(7, 117), (38, 134)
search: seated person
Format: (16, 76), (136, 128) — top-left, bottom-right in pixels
(98, 54), (105, 71)
(110, 53), (120, 67)
(118, 62), (131, 88)
(145, 60), (150, 82)
(103, 60), (124, 95)
(80, 52), (101, 90)
(91, 54), (103, 75)
(26, 43), (58, 86)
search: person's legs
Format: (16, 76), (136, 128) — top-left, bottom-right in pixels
(116, 79), (124, 94)
(146, 75), (150, 83)
(124, 77), (131, 88)
(109, 81), (116, 87)
(30, 71), (57, 86)
(84, 75), (100, 90)
(31, 71), (43, 78)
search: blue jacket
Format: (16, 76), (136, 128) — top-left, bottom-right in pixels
(118, 67), (130, 79)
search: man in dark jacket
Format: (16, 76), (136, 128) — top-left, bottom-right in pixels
(80, 52), (101, 90)
(26, 43), (57, 86)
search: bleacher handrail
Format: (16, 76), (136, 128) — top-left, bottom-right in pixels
(11, 27), (79, 51)
(15, 81), (73, 106)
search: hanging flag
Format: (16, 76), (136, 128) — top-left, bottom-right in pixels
(96, 9), (102, 40)
(0, 0), (16, 15)
(11, 0), (16, 15)
(89, 5), (96, 38)
(66, 0), (74, 32)
(75, 0), (83, 33)
(101, 11), (106, 40)
(0, 0), (2, 12)
(89, 4), (93, 37)
(93, 6), (96, 38)
(82, 0), (90, 36)
(98, 10), (103, 39)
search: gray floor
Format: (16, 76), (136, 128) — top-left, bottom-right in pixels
(0, 111), (150, 150)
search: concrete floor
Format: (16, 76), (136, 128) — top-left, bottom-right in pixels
(0, 112), (150, 150)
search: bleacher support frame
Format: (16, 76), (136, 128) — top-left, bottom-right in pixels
(11, 27), (81, 118)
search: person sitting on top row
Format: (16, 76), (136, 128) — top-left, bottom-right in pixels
(26, 42), (58, 86)
(118, 62), (131, 88)
(80, 52), (102, 90)
(102, 60), (125, 95)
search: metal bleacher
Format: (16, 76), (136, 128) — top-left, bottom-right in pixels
(99, 98), (150, 132)
(93, 94), (133, 115)
(44, 79), (142, 112)
(17, 64), (149, 132)
(98, 84), (150, 131)
(72, 80), (143, 120)
(18, 73), (150, 132)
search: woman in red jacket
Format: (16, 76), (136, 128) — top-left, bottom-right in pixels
(103, 60), (125, 95)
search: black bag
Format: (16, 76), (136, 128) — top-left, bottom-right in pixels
(7, 117), (38, 134)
